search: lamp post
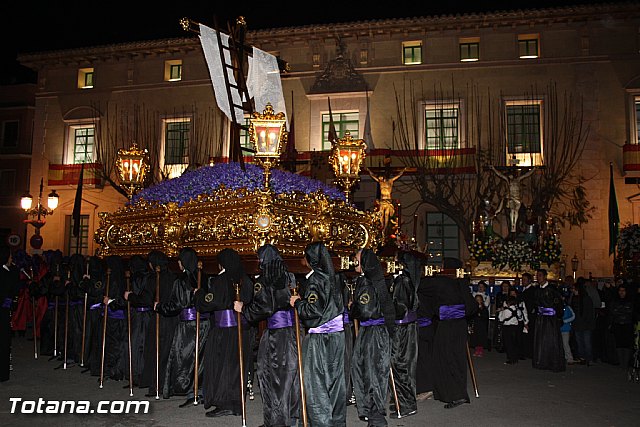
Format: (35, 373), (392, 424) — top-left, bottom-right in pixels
(249, 103), (288, 189)
(116, 143), (150, 198)
(329, 131), (367, 204)
(21, 177), (59, 251)
(571, 253), (579, 280)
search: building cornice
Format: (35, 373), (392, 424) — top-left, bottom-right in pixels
(17, 2), (640, 69)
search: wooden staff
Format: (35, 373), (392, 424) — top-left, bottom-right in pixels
(52, 295), (59, 359)
(466, 343), (479, 398)
(154, 266), (161, 400)
(193, 261), (202, 405)
(291, 282), (308, 427)
(389, 364), (401, 418)
(32, 294), (38, 359)
(99, 268), (111, 389)
(63, 272), (70, 370)
(234, 283), (247, 427)
(80, 261), (89, 367)
(125, 271), (134, 397)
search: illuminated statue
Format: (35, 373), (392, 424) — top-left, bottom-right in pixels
(368, 167), (406, 233)
(488, 165), (535, 234)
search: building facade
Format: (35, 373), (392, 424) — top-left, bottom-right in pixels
(12, 2), (640, 277)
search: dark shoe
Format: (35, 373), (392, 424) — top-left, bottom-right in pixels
(444, 399), (470, 409)
(206, 408), (238, 418)
(178, 397), (195, 408)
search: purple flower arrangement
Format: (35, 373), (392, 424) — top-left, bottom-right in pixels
(130, 162), (346, 206)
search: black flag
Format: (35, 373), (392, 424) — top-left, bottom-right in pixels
(327, 97), (338, 143)
(72, 163), (84, 237)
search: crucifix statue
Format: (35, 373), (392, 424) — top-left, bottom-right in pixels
(488, 157), (536, 234)
(367, 166), (407, 234)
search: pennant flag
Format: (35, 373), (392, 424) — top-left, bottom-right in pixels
(364, 90), (374, 151)
(283, 91), (298, 172)
(327, 97), (338, 143)
(608, 162), (620, 256)
(72, 162), (84, 237)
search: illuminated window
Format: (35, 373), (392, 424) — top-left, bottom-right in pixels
(402, 41), (422, 65)
(518, 34), (540, 59)
(78, 68), (94, 89)
(321, 111), (359, 150)
(72, 126), (95, 163)
(164, 60), (182, 82)
(425, 212), (459, 265)
(425, 104), (460, 149)
(505, 100), (543, 166)
(460, 37), (479, 62)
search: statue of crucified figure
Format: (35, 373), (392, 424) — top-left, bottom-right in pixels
(368, 167), (407, 232)
(488, 164), (536, 234)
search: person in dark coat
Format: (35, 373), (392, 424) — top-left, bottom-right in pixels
(532, 269), (566, 372)
(520, 272), (537, 358)
(422, 267), (477, 409)
(195, 247), (254, 418)
(571, 277), (595, 365)
(155, 247), (210, 403)
(290, 241), (346, 427)
(350, 248), (396, 426)
(1, 247), (20, 382)
(389, 250), (421, 418)
(234, 244), (300, 427)
(607, 284), (636, 368)
(469, 294), (489, 357)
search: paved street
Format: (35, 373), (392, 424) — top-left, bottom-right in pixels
(1, 333), (639, 427)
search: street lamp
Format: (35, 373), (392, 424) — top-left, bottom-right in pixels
(249, 102), (288, 189)
(21, 177), (59, 250)
(116, 143), (150, 198)
(329, 130), (367, 204)
(571, 253), (579, 280)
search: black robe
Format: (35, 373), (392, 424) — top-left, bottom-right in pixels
(82, 256), (107, 373)
(99, 256), (128, 381)
(390, 269), (419, 416)
(532, 283), (565, 372)
(133, 251), (179, 395)
(0, 261), (20, 382)
(294, 242), (346, 427)
(242, 270), (300, 426)
(156, 266), (210, 399)
(415, 276), (436, 395)
(423, 274), (476, 405)
(195, 261), (254, 413)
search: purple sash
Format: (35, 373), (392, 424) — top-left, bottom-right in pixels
(179, 307), (210, 321)
(360, 318), (385, 327)
(343, 309), (351, 324)
(308, 314), (344, 334)
(396, 310), (417, 325)
(417, 317), (433, 328)
(1, 298), (12, 309)
(267, 310), (294, 329)
(90, 303), (102, 310)
(538, 307), (556, 316)
(106, 307), (125, 320)
(136, 307), (152, 312)
(214, 309), (245, 328)
(439, 304), (465, 320)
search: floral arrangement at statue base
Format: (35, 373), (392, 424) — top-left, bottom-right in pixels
(469, 233), (561, 279)
(95, 162), (381, 259)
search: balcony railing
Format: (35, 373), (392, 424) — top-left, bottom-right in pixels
(48, 162), (103, 187)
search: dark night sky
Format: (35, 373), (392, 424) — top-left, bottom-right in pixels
(0, 1), (622, 82)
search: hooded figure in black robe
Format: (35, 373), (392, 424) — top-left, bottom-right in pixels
(123, 254), (152, 386)
(234, 244), (300, 427)
(195, 247), (254, 417)
(423, 271), (477, 409)
(135, 250), (179, 396)
(64, 253), (86, 365)
(389, 250), (421, 417)
(99, 255), (128, 381)
(415, 272), (437, 399)
(350, 248), (396, 427)
(291, 241), (346, 427)
(82, 256), (106, 373)
(532, 269), (565, 372)
(156, 247), (211, 402)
